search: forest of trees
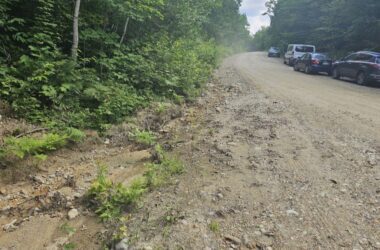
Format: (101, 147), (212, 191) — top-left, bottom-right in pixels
(252, 0), (380, 57)
(0, 0), (251, 130)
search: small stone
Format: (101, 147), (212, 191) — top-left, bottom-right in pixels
(67, 208), (79, 220)
(114, 238), (129, 250)
(374, 242), (380, 249)
(217, 193), (224, 199)
(359, 238), (368, 245)
(180, 220), (188, 226)
(33, 175), (45, 184)
(286, 209), (299, 216)
(242, 234), (250, 245)
(104, 138), (110, 145)
(216, 107), (222, 113)
(225, 235), (241, 245)
(0, 189), (6, 195)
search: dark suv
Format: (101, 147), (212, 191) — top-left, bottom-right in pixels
(332, 51), (380, 85)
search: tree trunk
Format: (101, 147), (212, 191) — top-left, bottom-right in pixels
(71, 0), (81, 61)
(119, 17), (130, 45)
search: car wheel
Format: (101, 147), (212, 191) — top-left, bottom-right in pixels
(356, 72), (367, 85)
(332, 68), (340, 79)
(283, 60), (287, 65)
(293, 65), (299, 71)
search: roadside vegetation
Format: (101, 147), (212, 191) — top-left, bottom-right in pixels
(253, 0), (380, 57)
(0, 0), (251, 131)
(0, 128), (84, 162)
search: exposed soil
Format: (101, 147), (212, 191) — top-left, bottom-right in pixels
(1, 52), (379, 249)
(124, 53), (380, 249)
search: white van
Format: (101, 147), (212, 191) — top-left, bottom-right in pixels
(284, 44), (316, 66)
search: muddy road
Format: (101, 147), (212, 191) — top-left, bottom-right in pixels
(127, 52), (380, 249)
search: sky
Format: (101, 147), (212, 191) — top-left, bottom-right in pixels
(240, 0), (270, 35)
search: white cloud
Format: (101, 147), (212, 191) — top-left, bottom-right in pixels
(240, 0), (270, 34)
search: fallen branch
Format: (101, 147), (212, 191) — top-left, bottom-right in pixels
(15, 128), (49, 138)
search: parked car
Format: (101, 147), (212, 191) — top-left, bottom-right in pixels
(332, 51), (380, 85)
(293, 53), (332, 75)
(284, 44), (316, 66)
(268, 47), (281, 57)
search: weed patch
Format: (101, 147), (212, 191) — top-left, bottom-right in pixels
(87, 145), (184, 222)
(209, 220), (220, 233)
(128, 129), (156, 148)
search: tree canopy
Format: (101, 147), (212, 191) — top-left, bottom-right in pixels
(252, 0), (380, 56)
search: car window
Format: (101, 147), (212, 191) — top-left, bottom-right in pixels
(313, 54), (329, 60)
(345, 54), (358, 61)
(288, 46), (293, 52)
(374, 57), (380, 64)
(356, 54), (373, 62)
(295, 46), (314, 53)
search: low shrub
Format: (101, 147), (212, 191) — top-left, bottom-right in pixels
(0, 128), (85, 161)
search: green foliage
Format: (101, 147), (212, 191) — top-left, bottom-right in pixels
(60, 223), (77, 236)
(88, 146), (184, 221)
(63, 243), (76, 250)
(87, 165), (147, 221)
(0, 0), (251, 130)
(144, 145), (184, 188)
(129, 129), (156, 147)
(253, 0), (380, 55)
(209, 220), (220, 233)
(0, 128), (85, 161)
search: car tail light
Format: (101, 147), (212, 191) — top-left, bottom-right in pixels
(311, 59), (320, 65)
(371, 63), (380, 70)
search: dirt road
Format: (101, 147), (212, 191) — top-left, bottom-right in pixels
(127, 52), (380, 249)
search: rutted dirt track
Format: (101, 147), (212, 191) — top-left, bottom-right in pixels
(126, 52), (380, 249)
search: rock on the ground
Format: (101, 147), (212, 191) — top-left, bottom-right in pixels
(3, 219), (18, 232)
(67, 208), (79, 220)
(225, 235), (242, 244)
(114, 238), (129, 250)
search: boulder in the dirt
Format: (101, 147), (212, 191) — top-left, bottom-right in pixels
(67, 208), (79, 220)
(114, 238), (129, 250)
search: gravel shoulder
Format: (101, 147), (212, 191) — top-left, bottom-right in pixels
(125, 52), (380, 249)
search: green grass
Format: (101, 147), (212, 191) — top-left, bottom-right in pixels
(128, 129), (156, 147)
(209, 220), (220, 233)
